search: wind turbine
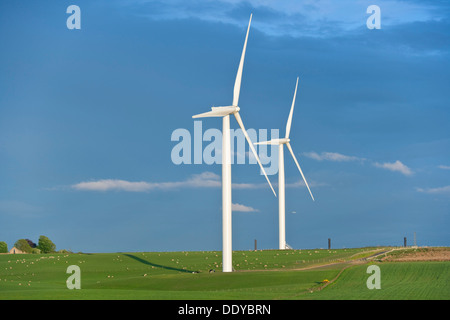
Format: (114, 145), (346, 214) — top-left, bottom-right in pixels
(192, 14), (276, 272)
(255, 77), (314, 250)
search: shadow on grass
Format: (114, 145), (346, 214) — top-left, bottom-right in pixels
(123, 254), (197, 273)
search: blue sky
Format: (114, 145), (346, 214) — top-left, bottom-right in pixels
(0, 0), (449, 253)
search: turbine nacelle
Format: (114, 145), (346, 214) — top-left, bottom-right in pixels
(211, 105), (240, 114)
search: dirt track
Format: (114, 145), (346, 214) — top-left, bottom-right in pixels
(240, 247), (450, 297)
(237, 247), (450, 274)
(381, 247), (450, 262)
(299, 247), (450, 295)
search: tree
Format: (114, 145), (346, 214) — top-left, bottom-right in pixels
(14, 239), (33, 253)
(26, 239), (37, 248)
(0, 241), (7, 253)
(37, 235), (56, 253)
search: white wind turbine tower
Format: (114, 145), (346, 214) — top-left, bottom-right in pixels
(192, 14), (276, 272)
(255, 77), (314, 250)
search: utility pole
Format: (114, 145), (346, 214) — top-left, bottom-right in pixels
(254, 239), (257, 251)
(328, 238), (331, 250)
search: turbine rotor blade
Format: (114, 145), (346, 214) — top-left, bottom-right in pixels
(286, 143), (314, 201)
(254, 140), (277, 145)
(232, 13), (252, 107)
(193, 106), (236, 118)
(193, 111), (224, 118)
(285, 77), (299, 139)
(233, 112), (277, 197)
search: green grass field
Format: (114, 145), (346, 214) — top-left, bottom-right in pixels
(311, 261), (449, 300)
(0, 247), (448, 300)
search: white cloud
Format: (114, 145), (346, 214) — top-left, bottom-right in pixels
(303, 151), (364, 162)
(71, 172), (277, 192)
(72, 172), (221, 192)
(72, 174), (269, 211)
(232, 203), (258, 212)
(303, 151), (417, 178)
(181, 172), (222, 188)
(232, 182), (266, 189)
(72, 180), (153, 192)
(71, 171), (326, 193)
(284, 180), (326, 188)
(416, 185), (450, 195)
(373, 160), (413, 176)
(438, 165), (450, 170)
